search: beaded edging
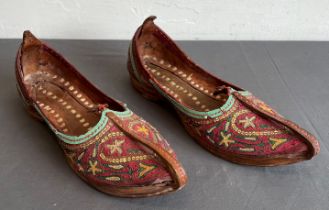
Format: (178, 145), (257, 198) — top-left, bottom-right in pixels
(33, 106), (132, 144)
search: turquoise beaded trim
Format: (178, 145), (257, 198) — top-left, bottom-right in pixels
(150, 81), (250, 119)
(33, 106), (132, 144)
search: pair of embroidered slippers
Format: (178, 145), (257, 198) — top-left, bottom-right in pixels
(16, 16), (320, 197)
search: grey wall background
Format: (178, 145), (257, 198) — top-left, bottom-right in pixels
(1, 0), (329, 40)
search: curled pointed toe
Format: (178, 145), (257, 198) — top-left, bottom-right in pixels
(127, 16), (320, 166)
(16, 31), (187, 197)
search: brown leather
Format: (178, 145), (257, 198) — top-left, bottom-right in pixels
(131, 17), (244, 113)
(127, 16), (320, 166)
(16, 31), (126, 136)
(16, 31), (187, 197)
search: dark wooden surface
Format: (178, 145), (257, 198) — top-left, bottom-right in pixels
(0, 40), (328, 210)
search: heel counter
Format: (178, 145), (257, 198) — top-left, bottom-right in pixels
(127, 44), (163, 101)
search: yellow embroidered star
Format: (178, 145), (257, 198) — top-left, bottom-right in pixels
(239, 116), (256, 128)
(107, 139), (125, 154)
(219, 132), (235, 147)
(137, 125), (149, 135)
(88, 160), (102, 175)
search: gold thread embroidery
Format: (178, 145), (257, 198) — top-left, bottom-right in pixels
(239, 147), (255, 152)
(239, 116), (256, 128)
(231, 109), (283, 136)
(100, 131), (125, 144)
(269, 138), (287, 150)
(106, 176), (121, 181)
(106, 139), (125, 154)
(136, 125), (149, 135)
(99, 154), (152, 163)
(138, 162), (156, 178)
(88, 161), (102, 175)
(244, 137), (257, 141)
(108, 165), (124, 170)
(219, 132), (235, 147)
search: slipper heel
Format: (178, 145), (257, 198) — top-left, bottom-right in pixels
(127, 57), (164, 102)
(16, 84), (44, 122)
(25, 103), (44, 122)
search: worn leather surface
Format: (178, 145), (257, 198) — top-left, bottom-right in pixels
(2, 38), (328, 209)
(128, 16), (320, 166)
(15, 31), (187, 197)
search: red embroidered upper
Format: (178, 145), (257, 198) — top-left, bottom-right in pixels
(128, 16), (320, 166)
(62, 111), (181, 187)
(178, 93), (309, 157)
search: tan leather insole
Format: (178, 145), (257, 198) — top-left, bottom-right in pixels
(34, 81), (99, 135)
(22, 46), (100, 136)
(142, 56), (227, 111)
